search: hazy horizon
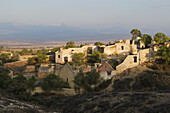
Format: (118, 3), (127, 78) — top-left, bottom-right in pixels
(0, 0), (170, 41)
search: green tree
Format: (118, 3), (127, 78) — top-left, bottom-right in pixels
(87, 51), (107, 63)
(0, 46), (4, 52)
(72, 53), (85, 66)
(85, 71), (100, 87)
(130, 29), (142, 40)
(156, 46), (170, 64)
(142, 34), (152, 47)
(0, 68), (11, 89)
(94, 42), (105, 46)
(87, 51), (101, 63)
(27, 57), (37, 65)
(40, 74), (69, 92)
(73, 71), (100, 93)
(8, 75), (27, 95)
(108, 59), (119, 69)
(0, 53), (10, 63)
(19, 48), (30, 55)
(80, 44), (85, 47)
(37, 54), (47, 63)
(50, 47), (60, 54)
(36, 49), (49, 55)
(154, 33), (170, 44)
(73, 72), (85, 94)
(64, 41), (76, 49)
(26, 76), (37, 93)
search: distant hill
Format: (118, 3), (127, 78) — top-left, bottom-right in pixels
(0, 23), (130, 42)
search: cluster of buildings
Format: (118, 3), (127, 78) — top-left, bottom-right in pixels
(4, 37), (161, 89)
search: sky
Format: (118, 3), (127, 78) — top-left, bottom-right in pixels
(0, 0), (170, 41)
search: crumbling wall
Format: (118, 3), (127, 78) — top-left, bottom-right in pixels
(4, 60), (27, 68)
(116, 55), (139, 74)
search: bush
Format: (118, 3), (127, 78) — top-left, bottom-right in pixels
(108, 59), (119, 69)
(73, 71), (100, 93)
(0, 68), (11, 89)
(94, 79), (112, 91)
(40, 74), (70, 92)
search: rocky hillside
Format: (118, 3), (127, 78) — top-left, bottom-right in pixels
(106, 62), (170, 91)
(0, 62), (170, 113)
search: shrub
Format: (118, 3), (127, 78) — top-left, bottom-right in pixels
(40, 74), (70, 92)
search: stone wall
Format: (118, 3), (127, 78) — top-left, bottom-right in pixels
(19, 55), (37, 61)
(56, 63), (75, 88)
(115, 43), (131, 54)
(23, 72), (37, 78)
(116, 48), (154, 74)
(4, 60), (27, 68)
(139, 48), (154, 64)
(116, 55), (139, 74)
(104, 45), (116, 55)
(38, 71), (53, 78)
(23, 65), (36, 72)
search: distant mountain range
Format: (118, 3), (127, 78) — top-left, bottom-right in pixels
(0, 23), (131, 42)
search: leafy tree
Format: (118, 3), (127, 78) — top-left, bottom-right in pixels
(94, 42), (105, 46)
(0, 68), (11, 89)
(37, 54), (47, 63)
(85, 71), (100, 87)
(36, 49), (49, 55)
(28, 57), (37, 65)
(72, 53), (85, 66)
(0, 53), (10, 63)
(108, 59), (119, 69)
(8, 75), (27, 95)
(154, 33), (170, 44)
(142, 34), (152, 47)
(87, 51), (101, 63)
(19, 48), (30, 55)
(101, 53), (107, 59)
(73, 71), (100, 93)
(130, 29), (142, 40)
(156, 46), (170, 64)
(50, 47), (60, 54)
(73, 72), (85, 94)
(0, 46), (4, 52)
(64, 41), (76, 49)
(80, 44), (85, 47)
(40, 74), (69, 92)
(26, 76), (37, 93)
(87, 51), (107, 63)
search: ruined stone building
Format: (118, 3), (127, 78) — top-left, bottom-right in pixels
(38, 64), (55, 78)
(36, 63), (76, 88)
(116, 48), (154, 74)
(55, 38), (146, 64)
(96, 62), (116, 80)
(55, 45), (98, 63)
